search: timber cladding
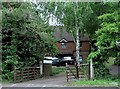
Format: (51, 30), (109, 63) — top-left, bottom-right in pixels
(56, 42), (75, 54)
(56, 41), (90, 60)
(54, 29), (90, 60)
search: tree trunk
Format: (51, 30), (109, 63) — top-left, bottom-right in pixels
(76, 27), (80, 67)
(74, 1), (80, 66)
(74, 1), (80, 79)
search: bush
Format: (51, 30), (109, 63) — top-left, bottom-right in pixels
(2, 71), (14, 81)
(94, 65), (110, 79)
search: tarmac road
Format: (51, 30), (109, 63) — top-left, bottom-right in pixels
(1, 87), (119, 89)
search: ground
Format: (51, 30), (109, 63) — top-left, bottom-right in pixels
(2, 72), (69, 87)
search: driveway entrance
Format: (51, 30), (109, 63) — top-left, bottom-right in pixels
(2, 71), (69, 87)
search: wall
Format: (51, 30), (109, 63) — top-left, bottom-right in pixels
(56, 41), (90, 61)
(56, 42), (75, 54)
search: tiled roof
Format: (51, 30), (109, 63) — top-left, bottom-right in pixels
(54, 29), (73, 41)
(54, 28), (90, 42)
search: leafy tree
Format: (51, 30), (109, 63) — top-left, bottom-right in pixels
(36, 2), (94, 66)
(88, 2), (119, 78)
(2, 2), (57, 80)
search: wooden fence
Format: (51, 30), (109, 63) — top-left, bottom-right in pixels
(14, 66), (42, 83)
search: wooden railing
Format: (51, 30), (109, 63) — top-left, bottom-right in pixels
(14, 66), (42, 83)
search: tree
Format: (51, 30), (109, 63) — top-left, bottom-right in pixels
(2, 2), (57, 80)
(36, 2), (93, 66)
(33, 2), (99, 79)
(96, 2), (119, 62)
(88, 2), (119, 78)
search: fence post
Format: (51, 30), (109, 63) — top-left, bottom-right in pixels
(14, 66), (16, 83)
(66, 63), (68, 82)
(40, 60), (43, 77)
(76, 62), (79, 79)
(21, 68), (23, 82)
(89, 59), (94, 80)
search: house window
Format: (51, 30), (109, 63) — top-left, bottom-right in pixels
(61, 42), (66, 48)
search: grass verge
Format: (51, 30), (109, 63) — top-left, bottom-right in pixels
(66, 78), (119, 87)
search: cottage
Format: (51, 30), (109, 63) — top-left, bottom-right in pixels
(54, 28), (90, 63)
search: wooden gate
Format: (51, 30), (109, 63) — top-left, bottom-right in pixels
(14, 66), (42, 83)
(78, 64), (89, 79)
(66, 64), (77, 82)
(66, 63), (90, 82)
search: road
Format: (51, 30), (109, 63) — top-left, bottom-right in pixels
(1, 87), (120, 89)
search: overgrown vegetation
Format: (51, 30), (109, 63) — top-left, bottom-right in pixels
(88, 2), (120, 79)
(2, 2), (57, 81)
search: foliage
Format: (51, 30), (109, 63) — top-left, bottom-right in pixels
(2, 2), (57, 80)
(37, 2), (120, 78)
(44, 2), (94, 36)
(88, 2), (119, 78)
(96, 2), (119, 62)
(87, 51), (100, 60)
(37, 2), (97, 67)
(105, 57), (116, 68)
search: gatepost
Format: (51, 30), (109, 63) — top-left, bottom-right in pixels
(43, 58), (52, 76)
